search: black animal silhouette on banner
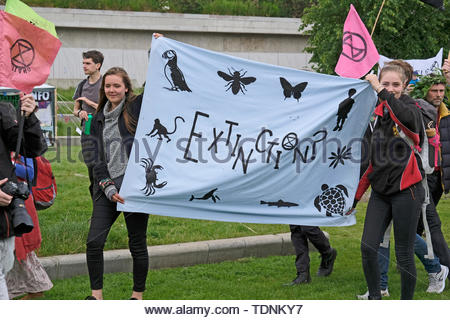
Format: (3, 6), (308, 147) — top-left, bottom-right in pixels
(328, 145), (352, 169)
(314, 184), (348, 216)
(162, 49), (192, 92)
(140, 158), (167, 196)
(217, 68), (256, 95)
(260, 200), (299, 208)
(333, 88), (356, 131)
(189, 188), (221, 203)
(279, 77), (308, 102)
(146, 116), (185, 142)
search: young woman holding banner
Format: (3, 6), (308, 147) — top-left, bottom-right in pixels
(353, 62), (425, 299)
(85, 33), (163, 301)
(85, 66), (149, 300)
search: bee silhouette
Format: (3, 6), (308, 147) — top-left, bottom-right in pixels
(279, 77), (308, 102)
(217, 68), (256, 95)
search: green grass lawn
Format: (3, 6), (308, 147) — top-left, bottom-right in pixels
(43, 251), (450, 300)
(36, 145), (450, 299)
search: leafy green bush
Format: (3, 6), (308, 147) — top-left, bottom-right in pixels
(20, 0), (313, 17)
(300, 0), (450, 75)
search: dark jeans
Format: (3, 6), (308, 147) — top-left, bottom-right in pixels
(86, 193), (149, 292)
(86, 165), (94, 198)
(289, 225), (331, 274)
(416, 171), (450, 269)
(361, 184), (424, 300)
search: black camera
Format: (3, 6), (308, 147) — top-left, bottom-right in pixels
(1, 180), (34, 235)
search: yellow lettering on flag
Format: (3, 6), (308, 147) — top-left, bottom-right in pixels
(5, 0), (58, 38)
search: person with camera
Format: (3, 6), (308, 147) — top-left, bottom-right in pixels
(6, 154), (53, 299)
(0, 93), (46, 300)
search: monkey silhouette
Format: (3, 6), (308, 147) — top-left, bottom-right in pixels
(333, 88), (356, 131)
(146, 116), (185, 142)
(162, 50), (192, 92)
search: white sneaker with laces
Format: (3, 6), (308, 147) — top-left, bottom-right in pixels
(426, 265), (449, 294)
(356, 288), (389, 300)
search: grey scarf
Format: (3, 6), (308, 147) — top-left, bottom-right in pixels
(103, 98), (128, 180)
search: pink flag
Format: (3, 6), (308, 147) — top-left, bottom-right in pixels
(334, 4), (379, 79)
(0, 11), (61, 93)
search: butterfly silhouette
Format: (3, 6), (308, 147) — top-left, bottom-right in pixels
(279, 77), (308, 102)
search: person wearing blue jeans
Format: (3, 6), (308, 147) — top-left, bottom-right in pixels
(357, 232), (391, 299)
(358, 233), (448, 298)
(414, 235), (448, 293)
(378, 245), (390, 295)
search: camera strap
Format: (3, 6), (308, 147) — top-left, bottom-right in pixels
(11, 100), (26, 176)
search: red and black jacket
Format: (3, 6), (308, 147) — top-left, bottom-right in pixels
(355, 89), (424, 200)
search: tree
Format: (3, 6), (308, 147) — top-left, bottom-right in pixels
(300, 0), (450, 75)
(277, 0), (317, 17)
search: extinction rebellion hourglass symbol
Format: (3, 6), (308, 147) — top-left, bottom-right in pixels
(341, 31), (367, 62)
(10, 39), (35, 73)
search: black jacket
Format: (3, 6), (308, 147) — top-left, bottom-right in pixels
(356, 89), (424, 198)
(0, 102), (46, 239)
(437, 102), (450, 193)
(88, 94), (143, 197)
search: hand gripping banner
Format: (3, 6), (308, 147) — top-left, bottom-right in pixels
(118, 37), (377, 227)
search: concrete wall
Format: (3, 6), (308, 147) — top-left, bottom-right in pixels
(26, 8), (311, 88)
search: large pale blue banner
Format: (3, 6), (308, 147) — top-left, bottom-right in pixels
(118, 37), (377, 226)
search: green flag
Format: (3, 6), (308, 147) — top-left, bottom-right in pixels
(5, 0), (58, 38)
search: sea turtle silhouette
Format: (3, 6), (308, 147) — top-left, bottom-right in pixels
(314, 184), (348, 216)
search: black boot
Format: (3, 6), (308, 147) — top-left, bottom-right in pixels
(284, 272), (311, 286)
(317, 248), (337, 277)
(368, 295), (382, 300)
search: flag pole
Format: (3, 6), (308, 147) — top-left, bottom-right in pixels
(371, 0), (386, 37)
(445, 50), (450, 75)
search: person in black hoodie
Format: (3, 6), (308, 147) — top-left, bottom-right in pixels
(355, 64), (425, 299)
(357, 63), (449, 298)
(0, 94), (46, 300)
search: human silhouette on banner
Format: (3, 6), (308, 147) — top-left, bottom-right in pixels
(333, 88), (356, 131)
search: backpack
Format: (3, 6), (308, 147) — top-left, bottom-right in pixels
(372, 101), (434, 175)
(32, 156), (57, 210)
(397, 121), (434, 175)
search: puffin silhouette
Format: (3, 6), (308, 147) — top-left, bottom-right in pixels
(162, 50), (192, 92)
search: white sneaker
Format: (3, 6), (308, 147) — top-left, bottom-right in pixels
(356, 288), (389, 300)
(426, 265), (449, 294)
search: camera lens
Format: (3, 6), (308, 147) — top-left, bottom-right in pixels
(10, 198), (34, 235)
